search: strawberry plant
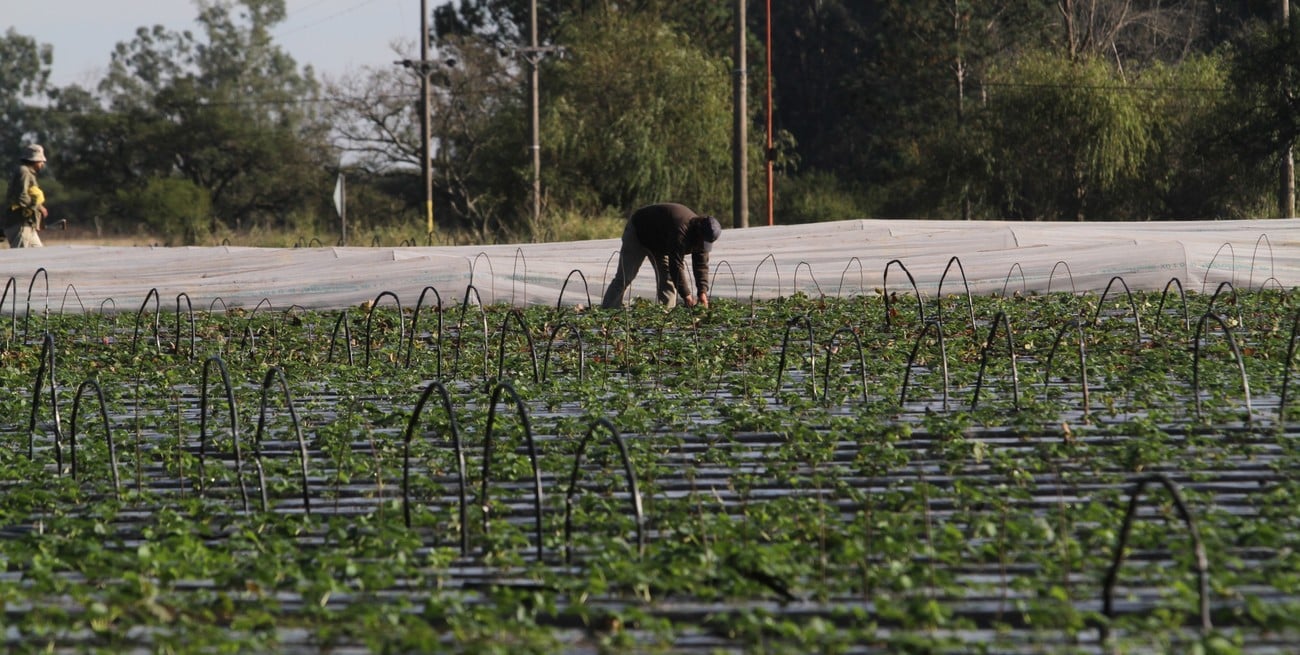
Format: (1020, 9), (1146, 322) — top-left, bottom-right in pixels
(0, 290), (1295, 652)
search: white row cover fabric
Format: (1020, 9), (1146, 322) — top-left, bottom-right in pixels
(1, 219), (1295, 314)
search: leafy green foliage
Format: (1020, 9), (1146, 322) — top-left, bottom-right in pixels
(775, 170), (871, 224)
(55, 0), (332, 241)
(1221, 12), (1300, 215)
(0, 288), (1297, 652)
(0, 28), (53, 151)
(544, 12), (733, 215)
(116, 177), (213, 245)
(976, 52), (1154, 220)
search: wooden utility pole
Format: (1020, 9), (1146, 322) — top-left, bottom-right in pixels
(335, 172), (346, 246)
(764, 0), (773, 226)
(955, 0), (971, 221)
(518, 0), (563, 237)
(528, 0), (541, 233)
(1283, 0), (1295, 218)
(421, 0), (433, 238)
(733, 0), (749, 229)
(397, 1), (454, 241)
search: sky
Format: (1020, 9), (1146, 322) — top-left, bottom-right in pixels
(6, 0), (449, 88)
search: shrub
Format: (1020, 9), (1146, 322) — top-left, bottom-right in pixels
(115, 177), (212, 246)
(775, 171), (872, 224)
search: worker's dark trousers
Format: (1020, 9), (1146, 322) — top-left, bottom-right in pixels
(601, 221), (678, 309)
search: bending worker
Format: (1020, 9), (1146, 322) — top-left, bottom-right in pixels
(601, 203), (722, 309)
(4, 144), (49, 248)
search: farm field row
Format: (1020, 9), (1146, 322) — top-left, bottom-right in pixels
(0, 288), (1297, 654)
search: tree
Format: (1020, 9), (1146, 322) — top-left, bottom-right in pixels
(1121, 55), (1258, 219)
(0, 29), (53, 160)
(766, 1), (881, 181)
(338, 1), (741, 240)
(863, 1), (1057, 218)
(432, 0), (732, 53)
(431, 37), (527, 241)
(119, 177), (213, 245)
(324, 34), (520, 242)
(428, 0), (739, 236)
(1056, 0), (1222, 66)
(63, 0), (332, 239)
(975, 52), (1152, 220)
(1225, 11), (1300, 218)
(543, 12), (734, 216)
(322, 65), (428, 236)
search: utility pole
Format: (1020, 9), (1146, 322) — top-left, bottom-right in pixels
(733, 0), (749, 229)
(517, 0), (564, 237)
(764, 0), (773, 227)
(1283, 0), (1295, 218)
(956, 0), (971, 221)
(420, 0), (433, 239)
(397, 0), (454, 241)
(340, 173), (346, 245)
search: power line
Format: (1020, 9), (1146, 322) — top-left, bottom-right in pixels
(275, 0), (390, 40)
(980, 81), (1222, 93)
(291, 0), (343, 15)
(39, 91), (428, 114)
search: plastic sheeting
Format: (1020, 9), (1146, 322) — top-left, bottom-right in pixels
(2, 218), (1296, 314)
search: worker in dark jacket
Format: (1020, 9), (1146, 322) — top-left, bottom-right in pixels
(601, 203), (722, 309)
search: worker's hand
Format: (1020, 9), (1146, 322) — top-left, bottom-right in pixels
(39, 206), (48, 218)
(684, 295), (698, 308)
(699, 291), (709, 308)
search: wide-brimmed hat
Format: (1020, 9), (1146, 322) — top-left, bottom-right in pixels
(22, 144), (46, 163)
(696, 215), (722, 252)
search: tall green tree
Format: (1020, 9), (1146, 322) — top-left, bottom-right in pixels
(62, 0), (332, 238)
(864, 1), (1057, 217)
(416, 1), (739, 237)
(764, 1), (1060, 216)
(766, 1), (881, 180)
(0, 29), (53, 159)
(543, 12), (734, 216)
(767, 1), (1274, 221)
(1225, 11), (1300, 218)
(973, 52), (1153, 220)
(1121, 55), (1257, 219)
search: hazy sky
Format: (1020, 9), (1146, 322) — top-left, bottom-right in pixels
(7, 0), (444, 88)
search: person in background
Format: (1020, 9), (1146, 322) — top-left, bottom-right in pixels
(4, 143), (49, 248)
(601, 202), (722, 309)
